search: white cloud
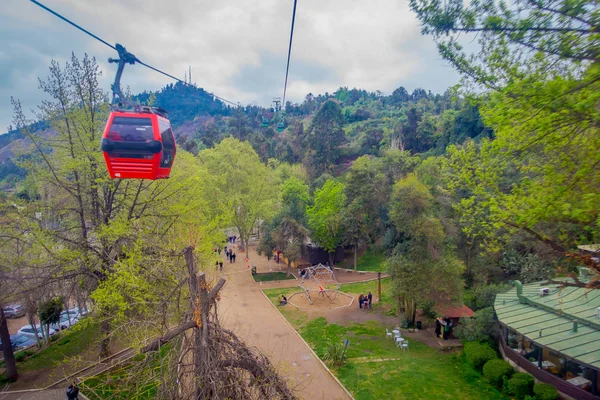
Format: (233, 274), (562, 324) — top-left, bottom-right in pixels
(0, 0), (460, 131)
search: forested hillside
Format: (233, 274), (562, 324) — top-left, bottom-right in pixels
(0, 81), (492, 189)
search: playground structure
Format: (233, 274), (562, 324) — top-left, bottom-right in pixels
(287, 264), (353, 309)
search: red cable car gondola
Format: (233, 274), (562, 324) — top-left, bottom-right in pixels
(101, 44), (176, 180)
(101, 107), (176, 180)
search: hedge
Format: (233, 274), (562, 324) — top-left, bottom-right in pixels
(533, 383), (559, 400)
(507, 372), (535, 400)
(483, 359), (514, 388)
(464, 341), (497, 371)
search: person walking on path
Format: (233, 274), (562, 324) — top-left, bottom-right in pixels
(232, 253), (236, 263)
(67, 383), (79, 400)
(367, 291), (373, 309)
(219, 261), (223, 271)
(358, 294), (364, 309)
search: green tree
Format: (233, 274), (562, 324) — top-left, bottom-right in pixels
(199, 137), (278, 258)
(412, 0), (600, 284)
(343, 156), (389, 269)
(280, 176), (310, 223)
(38, 297), (62, 340)
(307, 180), (346, 265)
(306, 100), (346, 174)
(272, 217), (309, 277)
(388, 175), (464, 325)
(8, 54), (214, 357)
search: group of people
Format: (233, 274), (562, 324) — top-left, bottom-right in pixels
(224, 246), (237, 263)
(435, 317), (453, 340)
(227, 235), (237, 243)
(358, 292), (373, 309)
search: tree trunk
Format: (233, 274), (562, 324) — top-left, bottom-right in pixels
(245, 238), (249, 259)
(328, 252), (334, 266)
(287, 259), (291, 277)
(100, 319), (111, 357)
(0, 307), (18, 380)
(353, 244), (357, 271)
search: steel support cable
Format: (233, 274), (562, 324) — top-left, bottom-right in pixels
(29, 0), (239, 107)
(282, 0), (298, 108)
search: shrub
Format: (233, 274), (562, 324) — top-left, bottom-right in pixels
(322, 341), (346, 367)
(455, 307), (497, 342)
(507, 372), (534, 400)
(533, 383), (558, 400)
(14, 351), (28, 362)
(483, 359), (514, 388)
(464, 341), (497, 371)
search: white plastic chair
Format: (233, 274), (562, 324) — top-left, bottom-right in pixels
(395, 337), (403, 347)
(401, 341), (409, 351)
(385, 328), (393, 340)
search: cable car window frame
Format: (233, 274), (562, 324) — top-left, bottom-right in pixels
(159, 120), (175, 168)
(109, 117), (154, 142)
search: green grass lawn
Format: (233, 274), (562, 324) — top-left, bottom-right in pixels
(262, 288), (506, 400)
(0, 320), (100, 384)
(80, 346), (172, 400)
(339, 278), (395, 315)
(253, 271), (296, 282)
(1, 320), (99, 373)
(346, 250), (387, 272)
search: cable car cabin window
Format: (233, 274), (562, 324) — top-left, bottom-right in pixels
(106, 117), (155, 159)
(109, 117), (154, 142)
(159, 120), (175, 168)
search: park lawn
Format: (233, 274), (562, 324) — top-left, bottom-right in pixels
(350, 250), (387, 272)
(262, 290), (506, 400)
(340, 278), (395, 315)
(263, 287), (310, 328)
(301, 318), (506, 400)
(253, 271), (296, 282)
(1, 321), (100, 373)
(80, 347), (172, 399)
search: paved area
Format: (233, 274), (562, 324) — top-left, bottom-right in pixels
(217, 243), (380, 400)
(0, 389), (89, 400)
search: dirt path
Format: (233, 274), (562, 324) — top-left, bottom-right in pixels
(217, 242), (381, 400)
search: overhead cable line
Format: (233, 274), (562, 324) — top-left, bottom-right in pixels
(29, 0), (239, 107)
(282, 0), (298, 108)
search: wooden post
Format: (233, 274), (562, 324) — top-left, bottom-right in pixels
(377, 272), (382, 302)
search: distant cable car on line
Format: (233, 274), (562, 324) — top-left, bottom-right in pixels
(277, 121), (285, 132)
(261, 117), (270, 127)
(101, 107), (176, 179)
(101, 44), (176, 180)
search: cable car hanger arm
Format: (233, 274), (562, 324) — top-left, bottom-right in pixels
(109, 44), (139, 107)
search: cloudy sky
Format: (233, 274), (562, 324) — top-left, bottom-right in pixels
(0, 0), (460, 132)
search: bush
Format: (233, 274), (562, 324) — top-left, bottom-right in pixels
(533, 383), (558, 400)
(322, 341), (346, 367)
(464, 341), (497, 371)
(507, 372), (534, 400)
(455, 307), (497, 342)
(483, 359), (514, 388)
(14, 351), (28, 362)
(465, 283), (511, 311)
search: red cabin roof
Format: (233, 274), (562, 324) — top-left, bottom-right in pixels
(440, 304), (474, 319)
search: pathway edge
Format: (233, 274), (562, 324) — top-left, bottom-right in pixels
(259, 291), (355, 400)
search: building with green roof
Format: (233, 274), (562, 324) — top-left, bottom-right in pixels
(495, 278), (600, 399)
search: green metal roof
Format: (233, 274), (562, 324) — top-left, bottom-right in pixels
(495, 279), (600, 369)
